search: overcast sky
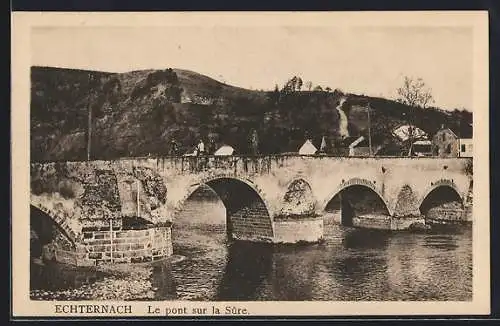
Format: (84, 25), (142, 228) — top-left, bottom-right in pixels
(31, 25), (473, 111)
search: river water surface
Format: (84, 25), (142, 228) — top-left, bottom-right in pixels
(30, 198), (472, 301)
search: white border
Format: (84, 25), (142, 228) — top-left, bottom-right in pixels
(11, 11), (490, 317)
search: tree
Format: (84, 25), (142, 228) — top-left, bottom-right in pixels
(296, 77), (303, 91)
(282, 76), (303, 94)
(396, 76), (434, 109)
(396, 76), (434, 156)
(305, 81), (313, 91)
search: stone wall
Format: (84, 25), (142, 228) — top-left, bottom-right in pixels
(352, 215), (392, 230)
(390, 216), (425, 230)
(323, 211), (342, 225)
(464, 206), (473, 222)
(393, 185), (420, 217)
(229, 202), (274, 242)
(43, 226), (172, 266)
(352, 214), (426, 230)
(280, 179), (316, 217)
(132, 166), (167, 210)
(80, 169), (122, 228)
(426, 208), (466, 224)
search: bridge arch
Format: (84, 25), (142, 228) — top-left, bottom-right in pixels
(322, 178), (392, 227)
(280, 178), (316, 216)
(418, 182), (464, 218)
(30, 204), (77, 252)
(174, 174), (274, 240)
(321, 178), (392, 216)
(418, 181), (464, 209)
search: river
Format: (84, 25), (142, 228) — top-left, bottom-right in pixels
(30, 197), (472, 301)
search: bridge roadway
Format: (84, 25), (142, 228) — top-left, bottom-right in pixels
(30, 154), (473, 266)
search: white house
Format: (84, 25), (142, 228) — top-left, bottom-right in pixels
(298, 140), (317, 155)
(392, 124), (428, 142)
(214, 145), (235, 156)
(458, 138), (473, 157)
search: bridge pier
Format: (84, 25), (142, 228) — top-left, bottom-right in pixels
(323, 210), (426, 231)
(37, 223), (174, 267)
(351, 215), (425, 230)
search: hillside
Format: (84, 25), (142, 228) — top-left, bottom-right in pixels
(30, 66), (473, 161)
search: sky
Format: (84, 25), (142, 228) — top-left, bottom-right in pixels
(31, 25), (473, 111)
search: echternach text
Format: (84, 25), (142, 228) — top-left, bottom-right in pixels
(55, 304), (132, 314)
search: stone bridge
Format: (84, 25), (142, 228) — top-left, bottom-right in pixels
(30, 155), (473, 266)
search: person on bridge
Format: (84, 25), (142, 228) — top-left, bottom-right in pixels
(196, 139), (205, 156)
(249, 129), (259, 155)
(196, 139), (208, 171)
(169, 139), (179, 156)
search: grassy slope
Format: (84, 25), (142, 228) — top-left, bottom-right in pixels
(30, 66), (472, 161)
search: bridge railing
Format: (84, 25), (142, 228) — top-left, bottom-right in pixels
(159, 155), (275, 174)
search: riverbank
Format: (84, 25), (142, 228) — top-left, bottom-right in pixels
(30, 255), (185, 300)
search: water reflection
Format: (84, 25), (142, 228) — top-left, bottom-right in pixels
(30, 260), (108, 292)
(383, 229), (472, 301)
(422, 235), (459, 250)
(150, 260), (178, 300)
(269, 244), (324, 300)
(341, 228), (391, 250)
(217, 242), (273, 300)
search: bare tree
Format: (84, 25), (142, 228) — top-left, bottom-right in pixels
(396, 76), (434, 156)
(396, 76), (434, 109)
(305, 81), (313, 91)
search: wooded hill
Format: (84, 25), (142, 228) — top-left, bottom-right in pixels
(30, 66), (473, 161)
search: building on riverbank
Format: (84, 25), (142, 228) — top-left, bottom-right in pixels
(431, 125), (473, 158)
(432, 127), (459, 157)
(458, 138), (473, 157)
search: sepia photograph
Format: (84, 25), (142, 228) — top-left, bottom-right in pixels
(11, 11), (490, 317)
